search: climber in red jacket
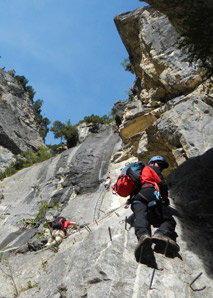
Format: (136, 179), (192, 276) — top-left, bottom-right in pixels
(46, 218), (77, 247)
(130, 156), (179, 266)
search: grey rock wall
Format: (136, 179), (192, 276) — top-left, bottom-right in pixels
(142, 0), (213, 61)
(0, 149), (213, 298)
(0, 69), (45, 170)
(0, 124), (120, 251)
(114, 6), (213, 171)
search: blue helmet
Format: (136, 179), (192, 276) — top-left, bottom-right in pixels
(148, 156), (169, 168)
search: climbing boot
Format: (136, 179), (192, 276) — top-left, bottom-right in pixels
(152, 232), (180, 257)
(134, 235), (157, 268)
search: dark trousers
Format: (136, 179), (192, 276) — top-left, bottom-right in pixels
(131, 201), (177, 241)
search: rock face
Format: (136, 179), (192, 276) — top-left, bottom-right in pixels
(0, 143), (213, 298)
(142, 0), (213, 63)
(114, 5), (213, 172)
(0, 69), (45, 170)
(0, 1), (213, 298)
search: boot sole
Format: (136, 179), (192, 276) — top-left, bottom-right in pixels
(134, 238), (157, 268)
(152, 237), (180, 257)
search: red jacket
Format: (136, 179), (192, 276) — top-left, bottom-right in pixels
(141, 166), (162, 185)
(63, 221), (71, 231)
(141, 166), (168, 198)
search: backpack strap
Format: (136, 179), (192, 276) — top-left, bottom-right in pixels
(59, 218), (66, 232)
(126, 167), (141, 188)
(141, 183), (155, 188)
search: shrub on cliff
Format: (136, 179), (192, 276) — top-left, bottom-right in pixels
(0, 146), (52, 180)
(121, 58), (134, 74)
(79, 113), (113, 124)
(50, 120), (78, 148)
(33, 99), (51, 140)
(14, 75), (36, 100)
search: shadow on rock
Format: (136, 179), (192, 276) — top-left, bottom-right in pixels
(170, 148), (213, 275)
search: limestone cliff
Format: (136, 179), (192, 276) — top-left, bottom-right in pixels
(0, 69), (45, 171)
(0, 1), (213, 298)
(114, 5), (213, 173)
(142, 0), (213, 67)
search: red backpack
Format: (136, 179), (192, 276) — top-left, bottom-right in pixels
(111, 162), (145, 197)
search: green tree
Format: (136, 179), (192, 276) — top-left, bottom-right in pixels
(50, 121), (65, 142)
(50, 120), (78, 148)
(39, 117), (51, 140)
(33, 99), (43, 114)
(14, 75), (29, 88)
(26, 85), (36, 100)
(14, 75), (35, 100)
(80, 113), (113, 124)
(33, 99), (50, 141)
(63, 120), (78, 148)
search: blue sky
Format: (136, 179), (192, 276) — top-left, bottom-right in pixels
(0, 0), (146, 144)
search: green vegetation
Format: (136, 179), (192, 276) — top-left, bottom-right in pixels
(35, 201), (61, 223)
(0, 145), (52, 180)
(9, 71), (118, 148)
(14, 75), (36, 100)
(19, 200), (62, 240)
(79, 113), (113, 125)
(20, 201), (62, 228)
(50, 119), (78, 148)
(19, 281), (38, 293)
(8, 69), (123, 150)
(33, 99), (51, 140)
(18, 145), (52, 167)
(50, 114), (114, 148)
(121, 58), (135, 74)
